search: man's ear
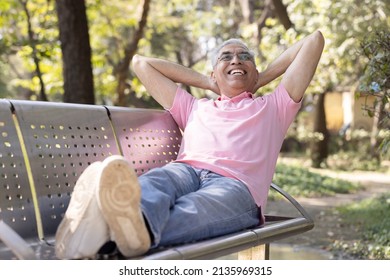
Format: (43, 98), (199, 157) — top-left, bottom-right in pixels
(210, 71), (216, 83)
(254, 69), (262, 92)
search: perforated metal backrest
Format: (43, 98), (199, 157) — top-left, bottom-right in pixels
(11, 100), (120, 238)
(107, 107), (182, 175)
(0, 100), (38, 240)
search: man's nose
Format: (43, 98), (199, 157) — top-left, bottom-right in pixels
(230, 55), (242, 64)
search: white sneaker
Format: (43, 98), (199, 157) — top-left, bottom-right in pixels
(55, 161), (110, 259)
(98, 155), (151, 257)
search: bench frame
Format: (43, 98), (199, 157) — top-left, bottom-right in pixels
(0, 99), (313, 260)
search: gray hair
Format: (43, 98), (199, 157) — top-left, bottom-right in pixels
(210, 38), (255, 68)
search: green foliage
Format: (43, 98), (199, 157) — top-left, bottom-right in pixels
(359, 30), (390, 96)
(1, 0), (389, 105)
(327, 151), (383, 172)
(271, 163), (362, 199)
(284, 109), (390, 170)
(86, 0), (143, 103)
(333, 193), (390, 259)
(0, 0), (61, 99)
(326, 128), (390, 170)
(280, 0), (389, 94)
(357, 30), (390, 155)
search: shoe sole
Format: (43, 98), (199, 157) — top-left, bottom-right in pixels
(55, 161), (103, 259)
(98, 156), (150, 257)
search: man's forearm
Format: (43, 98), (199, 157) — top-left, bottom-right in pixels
(257, 31), (320, 88)
(133, 55), (213, 91)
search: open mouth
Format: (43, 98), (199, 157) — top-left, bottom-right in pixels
(228, 69), (246, 76)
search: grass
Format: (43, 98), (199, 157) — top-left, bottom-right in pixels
(272, 159), (389, 259)
(332, 193), (390, 259)
(271, 163), (362, 199)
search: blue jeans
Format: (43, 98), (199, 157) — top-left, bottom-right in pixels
(139, 162), (260, 247)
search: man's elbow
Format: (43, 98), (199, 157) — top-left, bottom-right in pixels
(313, 30), (325, 49)
(131, 54), (141, 70)
(131, 54), (148, 77)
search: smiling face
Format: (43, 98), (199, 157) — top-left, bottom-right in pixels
(211, 42), (258, 98)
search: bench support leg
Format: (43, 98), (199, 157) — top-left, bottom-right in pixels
(238, 244), (270, 260)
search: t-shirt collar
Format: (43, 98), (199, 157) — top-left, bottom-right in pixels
(217, 91), (253, 102)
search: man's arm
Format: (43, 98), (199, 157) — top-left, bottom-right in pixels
(131, 55), (218, 109)
(255, 30), (325, 102)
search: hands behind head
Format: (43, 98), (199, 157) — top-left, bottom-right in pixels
(208, 76), (221, 95)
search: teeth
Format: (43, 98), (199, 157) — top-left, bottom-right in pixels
(229, 70), (245, 75)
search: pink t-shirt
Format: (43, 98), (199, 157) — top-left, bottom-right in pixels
(168, 83), (301, 214)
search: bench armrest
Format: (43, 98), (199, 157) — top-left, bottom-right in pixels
(270, 183), (313, 222)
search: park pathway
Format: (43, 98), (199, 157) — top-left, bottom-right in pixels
(266, 167), (390, 259)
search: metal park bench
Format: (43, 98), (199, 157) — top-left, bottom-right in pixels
(0, 99), (313, 260)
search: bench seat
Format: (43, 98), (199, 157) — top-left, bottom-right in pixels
(0, 99), (313, 260)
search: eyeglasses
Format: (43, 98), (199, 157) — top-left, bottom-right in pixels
(217, 52), (254, 63)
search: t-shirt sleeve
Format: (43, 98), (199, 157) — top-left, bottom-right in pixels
(167, 87), (196, 130)
(271, 83), (302, 133)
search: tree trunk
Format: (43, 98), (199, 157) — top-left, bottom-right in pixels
(115, 0), (151, 107)
(310, 92), (329, 168)
(238, 0), (254, 24)
(238, 0), (292, 61)
(19, 0), (47, 101)
(369, 97), (383, 160)
(56, 0), (94, 104)
(271, 0), (293, 30)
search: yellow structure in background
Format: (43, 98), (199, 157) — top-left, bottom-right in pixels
(324, 91), (375, 133)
